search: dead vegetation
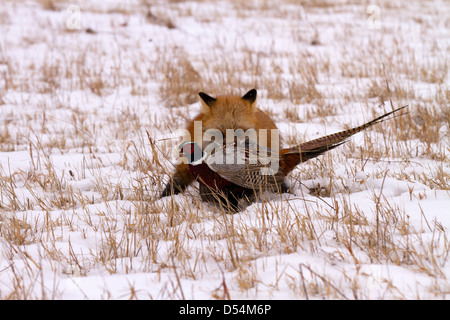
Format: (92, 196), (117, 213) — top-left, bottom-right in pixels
(0, 0), (448, 300)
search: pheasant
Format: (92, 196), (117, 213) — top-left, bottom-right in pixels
(179, 106), (407, 211)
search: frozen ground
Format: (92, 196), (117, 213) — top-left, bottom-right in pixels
(0, 0), (449, 299)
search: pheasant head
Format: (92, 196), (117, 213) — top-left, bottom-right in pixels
(179, 142), (205, 165)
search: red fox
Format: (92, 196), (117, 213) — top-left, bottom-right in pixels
(160, 89), (279, 198)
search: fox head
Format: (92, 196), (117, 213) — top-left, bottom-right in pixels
(198, 89), (258, 133)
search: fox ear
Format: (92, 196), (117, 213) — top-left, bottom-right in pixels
(241, 89), (257, 104)
(198, 92), (216, 108)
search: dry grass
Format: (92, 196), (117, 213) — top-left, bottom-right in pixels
(0, 0), (448, 300)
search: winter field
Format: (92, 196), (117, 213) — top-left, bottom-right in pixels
(0, 0), (449, 300)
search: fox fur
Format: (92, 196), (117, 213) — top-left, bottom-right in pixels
(160, 89), (279, 198)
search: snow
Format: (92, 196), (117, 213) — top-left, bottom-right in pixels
(0, 0), (449, 300)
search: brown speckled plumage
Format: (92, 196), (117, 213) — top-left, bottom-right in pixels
(182, 106), (407, 211)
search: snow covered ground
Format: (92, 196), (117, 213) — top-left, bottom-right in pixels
(0, 0), (449, 299)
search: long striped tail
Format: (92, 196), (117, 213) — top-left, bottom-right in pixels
(280, 105), (408, 175)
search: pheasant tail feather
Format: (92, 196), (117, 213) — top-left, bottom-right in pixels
(280, 105), (407, 174)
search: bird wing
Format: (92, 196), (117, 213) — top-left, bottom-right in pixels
(206, 143), (285, 190)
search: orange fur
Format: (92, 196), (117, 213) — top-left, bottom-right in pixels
(161, 89), (279, 197)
